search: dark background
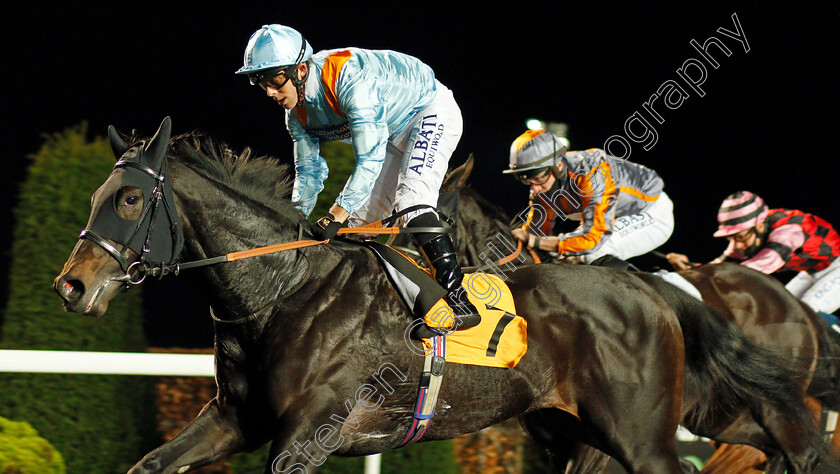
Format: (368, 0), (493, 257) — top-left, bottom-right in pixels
(2, 3), (838, 344)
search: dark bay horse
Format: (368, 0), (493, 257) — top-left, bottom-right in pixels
(54, 118), (822, 473)
(420, 157), (840, 472)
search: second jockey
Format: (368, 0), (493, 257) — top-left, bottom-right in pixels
(505, 130), (674, 271)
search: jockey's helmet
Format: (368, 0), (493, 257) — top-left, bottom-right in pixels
(713, 191), (769, 237)
(503, 130), (567, 182)
(235, 24), (313, 91)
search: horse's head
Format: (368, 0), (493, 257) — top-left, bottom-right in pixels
(54, 117), (183, 316)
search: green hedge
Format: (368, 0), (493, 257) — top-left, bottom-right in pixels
(0, 416), (66, 473)
(0, 124), (156, 473)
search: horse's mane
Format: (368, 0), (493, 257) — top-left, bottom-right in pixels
(441, 156), (513, 228)
(126, 130), (299, 218)
(462, 186), (512, 226)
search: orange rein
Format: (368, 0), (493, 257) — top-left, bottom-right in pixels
(495, 239), (542, 266)
(225, 224), (538, 267)
(224, 224), (402, 261)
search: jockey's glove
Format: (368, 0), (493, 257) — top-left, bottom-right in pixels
(315, 214), (342, 241)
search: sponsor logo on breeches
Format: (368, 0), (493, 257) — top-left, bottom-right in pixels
(613, 211), (654, 237)
(409, 114), (444, 175)
(813, 273), (840, 301)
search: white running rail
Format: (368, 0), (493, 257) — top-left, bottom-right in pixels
(0, 349), (382, 472)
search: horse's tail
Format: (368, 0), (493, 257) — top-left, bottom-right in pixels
(635, 273), (825, 450)
(806, 310), (840, 409)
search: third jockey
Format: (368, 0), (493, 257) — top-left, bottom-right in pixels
(668, 191), (840, 317)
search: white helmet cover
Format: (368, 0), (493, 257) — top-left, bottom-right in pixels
(235, 24), (313, 76)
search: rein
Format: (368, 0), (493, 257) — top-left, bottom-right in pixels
(471, 239), (541, 273)
(392, 237), (542, 272)
(137, 225), (436, 281)
(650, 250), (700, 268)
(128, 204), (455, 283)
(495, 239), (542, 266)
(83, 136), (455, 288)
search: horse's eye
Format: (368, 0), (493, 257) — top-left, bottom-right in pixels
(125, 196), (139, 206)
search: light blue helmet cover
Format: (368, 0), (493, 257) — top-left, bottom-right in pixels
(235, 24), (313, 75)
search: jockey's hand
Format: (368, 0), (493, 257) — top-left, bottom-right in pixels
(511, 228), (528, 242)
(666, 252), (693, 270)
(315, 215), (342, 241)
(533, 235), (559, 251)
(327, 203), (350, 223)
(558, 254), (586, 265)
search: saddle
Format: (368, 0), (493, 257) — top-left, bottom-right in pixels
(365, 241), (527, 369)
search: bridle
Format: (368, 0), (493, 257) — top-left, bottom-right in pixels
(79, 152), (182, 287)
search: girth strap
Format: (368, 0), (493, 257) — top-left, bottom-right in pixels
(399, 334), (446, 446)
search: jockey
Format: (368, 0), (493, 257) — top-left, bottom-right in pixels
(668, 191), (840, 316)
(505, 130), (674, 271)
(235, 24), (479, 327)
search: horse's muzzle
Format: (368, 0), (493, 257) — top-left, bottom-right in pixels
(54, 274), (84, 307)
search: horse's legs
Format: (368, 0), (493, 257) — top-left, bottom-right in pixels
(700, 443), (766, 474)
(831, 414), (840, 459)
(518, 411), (578, 473)
(521, 406), (684, 474)
(755, 406), (821, 473)
(679, 458), (702, 473)
(128, 398), (246, 473)
(565, 439), (701, 474)
(578, 381), (684, 472)
(611, 439), (684, 473)
(763, 455), (788, 474)
(264, 425), (338, 474)
(697, 414), (817, 474)
(565, 444), (612, 474)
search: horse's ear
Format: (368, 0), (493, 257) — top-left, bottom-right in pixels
(144, 116), (172, 167)
(457, 154), (475, 188)
(443, 154), (475, 190)
(108, 125), (130, 160)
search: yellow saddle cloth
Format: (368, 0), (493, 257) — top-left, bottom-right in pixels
(422, 272), (527, 368)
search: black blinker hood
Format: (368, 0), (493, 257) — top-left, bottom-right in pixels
(81, 116), (184, 268)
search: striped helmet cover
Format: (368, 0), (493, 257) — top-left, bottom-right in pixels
(713, 191), (769, 237)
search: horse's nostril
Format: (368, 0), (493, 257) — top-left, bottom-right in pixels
(61, 279), (85, 303)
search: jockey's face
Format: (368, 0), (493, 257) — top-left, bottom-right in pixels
(526, 165), (560, 194)
(728, 222), (765, 255)
(264, 63), (307, 109)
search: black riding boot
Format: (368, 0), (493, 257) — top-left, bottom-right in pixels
(408, 213), (481, 330)
(589, 254), (640, 272)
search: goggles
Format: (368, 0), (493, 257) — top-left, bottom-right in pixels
(248, 66), (289, 90)
(247, 34), (308, 90)
(515, 168), (552, 185)
(727, 227), (756, 243)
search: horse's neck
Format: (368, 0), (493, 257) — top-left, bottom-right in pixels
(456, 195), (537, 268)
(170, 163), (320, 319)
(461, 204), (523, 266)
